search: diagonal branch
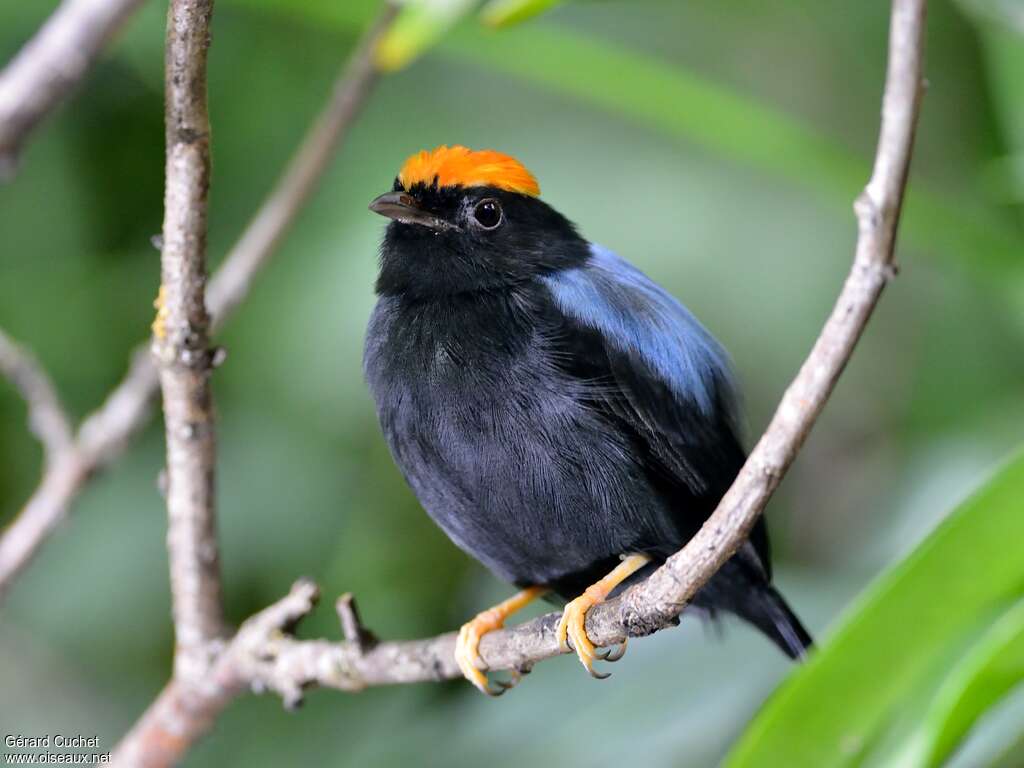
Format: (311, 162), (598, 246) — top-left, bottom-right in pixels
(619, 0), (926, 632)
(0, 329), (74, 465)
(0, 350), (155, 599)
(0, 0), (147, 179)
(206, 3), (397, 323)
(112, 0), (927, 765)
(0, 6), (398, 600)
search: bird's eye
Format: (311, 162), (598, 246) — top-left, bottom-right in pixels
(471, 199), (502, 230)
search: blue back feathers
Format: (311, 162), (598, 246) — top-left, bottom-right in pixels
(541, 243), (737, 418)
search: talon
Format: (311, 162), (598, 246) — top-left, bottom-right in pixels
(555, 554), (651, 679)
(556, 591), (603, 676)
(596, 639), (628, 662)
(484, 680), (512, 697)
(453, 587), (546, 696)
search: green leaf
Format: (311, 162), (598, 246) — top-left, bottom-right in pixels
(726, 450), (1024, 768)
(913, 599), (1024, 766)
(375, 0), (478, 72)
(479, 0), (561, 27)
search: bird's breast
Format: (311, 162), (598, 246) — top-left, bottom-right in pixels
(363, 292), (672, 586)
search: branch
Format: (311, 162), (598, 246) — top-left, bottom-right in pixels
(153, 0), (224, 678)
(0, 350), (156, 598)
(0, 0), (146, 179)
(0, 330), (83, 594)
(619, 0), (925, 631)
(112, 0), (927, 764)
(0, 7), (397, 599)
(0, 329), (74, 465)
(206, 3), (398, 324)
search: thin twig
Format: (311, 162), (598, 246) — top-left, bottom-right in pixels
(0, 331), (83, 595)
(0, 7), (397, 600)
(0, 329), (74, 465)
(0, 0), (147, 179)
(112, 0), (927, 764)
(153, 0), (224, 681)
(206, 3), (398, 323)
(0, 350), (156, 598)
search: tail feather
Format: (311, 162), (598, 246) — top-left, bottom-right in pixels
(749, 585), (813, 660)
(692, 558), (813, 660)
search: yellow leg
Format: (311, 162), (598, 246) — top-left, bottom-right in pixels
(455, 586), (547, 696)
(556, 553), (652, 678)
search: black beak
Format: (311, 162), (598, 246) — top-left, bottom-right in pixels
(368, 191), (460, 232)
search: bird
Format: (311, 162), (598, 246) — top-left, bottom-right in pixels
(364, 145), (812, 695)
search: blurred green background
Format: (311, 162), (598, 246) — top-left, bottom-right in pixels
(1, 0), (1023, 765)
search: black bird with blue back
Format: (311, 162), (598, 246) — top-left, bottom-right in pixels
(365, 146), (812, 695)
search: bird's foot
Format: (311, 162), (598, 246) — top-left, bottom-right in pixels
(456, 607), (513, 696)
(454, 586), (546, 696)
(556, 587), (612, 678)
(555, 553), (652, 678)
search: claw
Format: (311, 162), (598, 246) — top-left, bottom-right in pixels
(484, 679), (512, 697)
(595, 639), (628, 662)
(455, 618), (494, 695)
(453, 587), (546, 696)
(556, 590), (610, 678)
(555, 554), (652, 680)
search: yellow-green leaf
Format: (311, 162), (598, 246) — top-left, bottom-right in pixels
(375, 0), (477, 72)
(479, 0), (561, 27)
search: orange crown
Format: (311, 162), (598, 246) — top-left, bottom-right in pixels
(397, 145), (540, 197)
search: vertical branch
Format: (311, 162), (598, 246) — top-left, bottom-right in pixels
(0, 3), (397, 605)
(153, 0), (224, 680)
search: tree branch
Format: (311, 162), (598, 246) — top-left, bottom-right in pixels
(0, 0), (146, 179)
(206, 3), (398, 324)
(0, 329), (74, 465)
(0, 350), (157, 598)
(619, 0), (925, 632)
(153, 0), (224, 681)
(0, 7), (397, 600)
(112, 0), (927, 764)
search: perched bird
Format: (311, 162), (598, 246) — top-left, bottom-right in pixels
(365, 145), (812, 695)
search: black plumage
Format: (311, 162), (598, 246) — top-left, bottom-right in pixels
(364, 172), (811, 662)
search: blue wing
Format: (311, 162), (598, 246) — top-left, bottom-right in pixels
(542, 243), (740, 421)
(540, 243), (747, 510)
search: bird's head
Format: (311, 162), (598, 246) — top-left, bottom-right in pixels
(370, 145), (588, 298)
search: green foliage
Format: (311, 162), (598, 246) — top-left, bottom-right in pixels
(376, 0), (477, 71)
(727, 451), (1024, 768)
(479, 0), (563, 27)
(233, 0), (1024, 290)
(912, 600), (1024, 767)
(372, 0), (571, 71)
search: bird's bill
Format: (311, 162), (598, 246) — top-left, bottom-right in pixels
(368, 191), (460, 232)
